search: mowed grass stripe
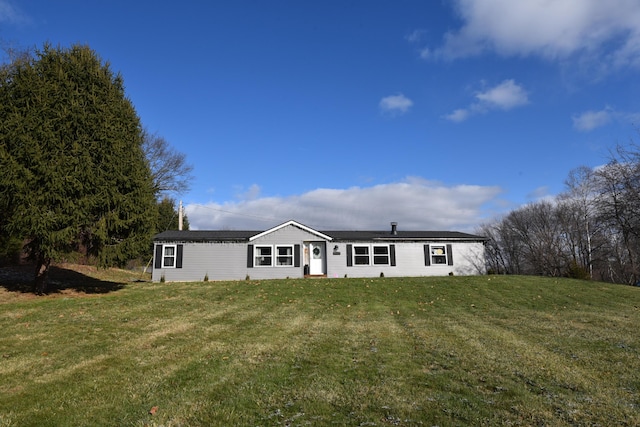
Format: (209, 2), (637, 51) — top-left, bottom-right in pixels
(0, 273), (638, 426)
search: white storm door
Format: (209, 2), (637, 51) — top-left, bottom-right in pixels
(309, 242), (325, 275)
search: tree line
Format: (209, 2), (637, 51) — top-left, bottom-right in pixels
(478, 144), (640, 286)
(0, 43), (192, 293)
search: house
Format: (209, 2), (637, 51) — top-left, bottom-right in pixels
(152, 220), (487, 282)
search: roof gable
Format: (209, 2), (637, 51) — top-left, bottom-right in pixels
(249, 220), (333, 242)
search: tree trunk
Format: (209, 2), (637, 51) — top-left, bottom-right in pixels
(33, 256), (51, 295)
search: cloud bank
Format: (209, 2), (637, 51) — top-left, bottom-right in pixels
(186, 178), (503, 232)
(426, 0), (640, 69)
(445, 79), (529, 122)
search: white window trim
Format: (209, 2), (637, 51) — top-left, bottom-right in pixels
(353, 245), (371, 265)
(372, 245), (390, 266)
(351, 244), (391, 266)
(275, 245), (294, 267)
(430, 245), (448, 265)
(254, 245), (273, 267)
(162, 244), (177, 269)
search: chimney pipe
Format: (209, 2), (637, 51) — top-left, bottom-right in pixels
(178, 200), (183, 231)
(390, 222), (397, 235)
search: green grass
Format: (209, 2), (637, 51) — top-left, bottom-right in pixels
(1, 269), (639, 426)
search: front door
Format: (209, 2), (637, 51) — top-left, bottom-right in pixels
(308, 242), (326, 275)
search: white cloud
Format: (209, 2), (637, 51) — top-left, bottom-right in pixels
(572, 108), (613, 131)
(405, 29), (426, 44)
(526, 186), (551, 201)
(475, 80), (529, 110)
(186, 177), (503, 232)
(445, 79), (529, 122)
(571, 106), (640, 131)
(406, 28), (432, 58)
(379, 93), (413, 115)
(234, 183), (262, 201)
(444, 108), (471, 123)
(0, 0), (29, 24)
(624, 111), (640, 125)
(427, 0), (640, 69)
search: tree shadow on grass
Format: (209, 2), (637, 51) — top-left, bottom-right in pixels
(0, 264), (126, 295)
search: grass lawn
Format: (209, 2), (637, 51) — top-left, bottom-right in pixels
(0, 266), (639, 426)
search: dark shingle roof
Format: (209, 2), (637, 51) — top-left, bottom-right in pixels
(324, 230), (485, 241)
(153, 229), (485, 242)
(153, 230), (256, 242)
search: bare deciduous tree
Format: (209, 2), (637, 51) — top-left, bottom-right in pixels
(594, 145), (640, 284)
(558, 166), (600, 279)
(142, 130), (194, 197)
(480, 142), (640, 285)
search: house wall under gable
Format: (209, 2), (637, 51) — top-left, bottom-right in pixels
(247, 223), (329, 280)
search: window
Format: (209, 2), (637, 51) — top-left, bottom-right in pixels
(373, 245), (390, 265)
(162, 245), (176, 268)
(255, 246), (272, 266)
(353, 245), (370, 265)
(424, 244), (453, 266)
(431, 245), (447, 265)
(155, 244), (183, 269)
(248, 244), (300, 268)
(347, 244), (396, 267)
(276, 245), (293, 266)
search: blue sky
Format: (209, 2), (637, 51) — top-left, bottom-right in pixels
(3, 0), (640, 232)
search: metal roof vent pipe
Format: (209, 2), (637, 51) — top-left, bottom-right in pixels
(390, 222), (398, 235)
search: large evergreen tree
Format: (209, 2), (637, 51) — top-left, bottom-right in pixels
(0, 44), (156, 293)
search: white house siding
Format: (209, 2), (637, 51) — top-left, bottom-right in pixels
(151, 222), (486, 282)
(325, 241), (485, 279)
(152, 241), (249, 282)
(152, 224), (334, 282)
(153, 240), (485, 282)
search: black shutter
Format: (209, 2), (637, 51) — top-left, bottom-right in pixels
(390, 244), (396, 266)
(176, 244), (183, 269)
(424, 244), (431, 266)
(154, 244), (163, 269)
(446, 244), (453, 266)
(346, 244), (353, 267)
(294, 244), (301, 267)
(247, 245), (254, 268)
